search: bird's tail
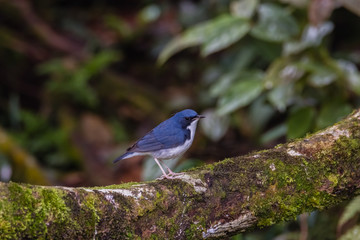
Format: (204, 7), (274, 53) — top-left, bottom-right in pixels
(113, 152), (139, 163)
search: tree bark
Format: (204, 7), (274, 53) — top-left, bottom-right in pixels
(1, 109), (360, 239)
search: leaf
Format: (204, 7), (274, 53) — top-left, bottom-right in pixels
(227, 44), (257, 71)
(230, 0), (258, 19)
(338, 196), (360, 228)
(338, 225), (360, 240)
(138, 4), (161, 23)
(217, 71), (264, 115)
(301, 22), (334, 47)
(83, 50), (119, 77)
(209, 73), (237, 97)
(201, 18), (250, 56)
(249, 96), (276, 133)
(250, 3), (299, 42)
(283, 22), (334, 55)
(267, 83), (295, 112)
(296, 56), (338, 87)
(252, 40), (283, 62)
(316, 101), (352, 130)
(158, 14), (250, 64)
(104, 15), (133, 38)
(260, 123), (287, 144)
(200, 109), (230, 141)
(158, 34), (202, 66)
(264, 58), (304, 89)
(287, 107), (315, 139)
(37, 59), (65, 75)
(264, 58), (288, 88)
(307, 67), (337, 87)
(337, 59), (360, 95)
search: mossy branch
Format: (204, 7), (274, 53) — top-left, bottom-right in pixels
(1, 110), (360, 239)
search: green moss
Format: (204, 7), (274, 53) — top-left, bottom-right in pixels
(335, 137), (360, 159)
(247, 131), (360, 228)
(211, 113), (360, 231)
(203, 163), (215, 171)
(82, 194), (100, 227)
(327, 174), (338, 186)
(185, 222), (202, 238)
(90, 181), (141, 190)
(0, 182), (73, 239)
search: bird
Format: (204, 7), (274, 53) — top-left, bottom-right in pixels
(113, 109), (204, 179)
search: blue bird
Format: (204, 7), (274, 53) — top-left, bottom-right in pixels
(114, 109), (204, 179)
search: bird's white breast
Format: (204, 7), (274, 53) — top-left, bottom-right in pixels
(153, 119), (199, 160)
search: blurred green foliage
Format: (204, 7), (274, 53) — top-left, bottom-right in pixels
(0, 0), (360, 238)
(38, 50), (119, 107)
(160, 0), (360, 143)
(11, 110), (79, 169)
(338, 196), (360, 231)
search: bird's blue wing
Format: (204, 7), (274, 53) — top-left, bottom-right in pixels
(128, 121), (188, 153)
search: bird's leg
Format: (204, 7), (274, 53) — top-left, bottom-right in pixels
(160, 160), (183, 176)
(154, 158), (175, 179)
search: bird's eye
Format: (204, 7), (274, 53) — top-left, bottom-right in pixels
(185, 117), (190, 120)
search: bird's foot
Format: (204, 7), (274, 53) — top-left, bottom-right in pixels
(168, 171), (183, 176)
(157, 171), (184, 180)
(165, 167), (183, 176)
(157, 174), (177, 180)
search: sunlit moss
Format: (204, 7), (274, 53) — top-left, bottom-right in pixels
(0, 182), (73, 239)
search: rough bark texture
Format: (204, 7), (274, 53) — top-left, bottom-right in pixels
(1, 110), (360, 239)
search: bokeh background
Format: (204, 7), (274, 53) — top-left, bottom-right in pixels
(0, 0), (360, 239)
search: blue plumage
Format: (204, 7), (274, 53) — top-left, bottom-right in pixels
(114, 109), (204, 179)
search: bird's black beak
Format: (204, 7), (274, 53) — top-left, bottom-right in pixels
(197, 115), (205, 119)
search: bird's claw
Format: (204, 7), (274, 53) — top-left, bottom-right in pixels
(157, 174), (176, 180)
(157, 172), (184, 180)
(165, 167), (184, 177)
(168, 172), (184, 176)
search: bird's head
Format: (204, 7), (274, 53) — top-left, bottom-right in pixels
(173, 109), (205, 129)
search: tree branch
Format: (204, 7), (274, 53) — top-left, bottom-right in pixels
(1, 110), (360, 239)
